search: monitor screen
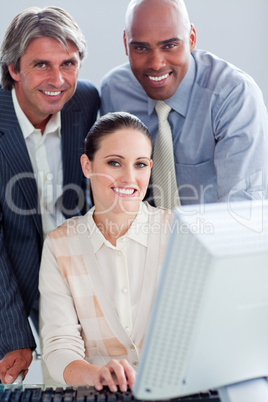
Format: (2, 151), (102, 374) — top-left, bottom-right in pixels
(133, 200), (268, 400)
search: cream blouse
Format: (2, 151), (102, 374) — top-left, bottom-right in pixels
(39, 202), (173, 384)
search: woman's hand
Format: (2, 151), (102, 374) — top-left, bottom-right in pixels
(64, 359), (136, 392)
(94, 359), (136, 392)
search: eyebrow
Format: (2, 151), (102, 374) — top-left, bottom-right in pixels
(130, 37), (181, 47)
(137, 157), (151, 161)
(31, 57), (78, 65)
(105, 154), (124, 159)
(31, 58), (47, 65)
(105, 154), (151, 160)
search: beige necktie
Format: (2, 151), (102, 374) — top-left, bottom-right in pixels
(152, 101), (180, 210)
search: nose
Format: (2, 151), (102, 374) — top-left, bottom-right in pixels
(48, 67), (64, 87)
(120, 165), (135, 184)
(148, 49), (166, 71)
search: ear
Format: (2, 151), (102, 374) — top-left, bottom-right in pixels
(7, 64), (21, 82)
(123, 30), (129, 56)
(80, 154), (92, 178)
(150, 159), (153, 169)
(189, 24), (197, 51)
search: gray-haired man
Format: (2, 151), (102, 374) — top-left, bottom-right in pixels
(0, 6), (99, 383)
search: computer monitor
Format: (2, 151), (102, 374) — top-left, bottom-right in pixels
(133, 200), (268, 402)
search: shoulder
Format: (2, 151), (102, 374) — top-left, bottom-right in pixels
(192, 49), (262, 96)
(143, 202), (174, 226)
(74, 79), (100, 104)
(101, 63), (134, 87)
(76, 79), (99, 95)
(101, 62), (144, 95)
(63, 79), (100, 112)
(48, 214), (88, 241)
(0, 88), (17, 126)
(100, 63), (148, 114)
(0, 86), (12, 102)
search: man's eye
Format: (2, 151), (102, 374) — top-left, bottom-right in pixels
(134, 46), (148, 52)
(35, 62), (46, 68)
(63, 61), (75, 67)
(163, 43), (177, 49)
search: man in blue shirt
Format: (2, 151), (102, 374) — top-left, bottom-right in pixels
(101, 0), (268, 206)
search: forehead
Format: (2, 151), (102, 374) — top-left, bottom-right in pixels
(127, 1), (183, 39)
(23, 37), (79, 59)
(98, 128), (152, 153)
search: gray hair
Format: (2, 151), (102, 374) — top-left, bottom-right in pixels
(0, 6), (87, 90)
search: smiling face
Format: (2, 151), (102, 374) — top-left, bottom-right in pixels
(81, 128), (153, 216)
(8, 37), (80, 129)
(124, 0), (196, 100)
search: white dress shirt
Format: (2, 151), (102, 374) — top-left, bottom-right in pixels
(87, 203), (150, 335)
(12, 89), (65, 238)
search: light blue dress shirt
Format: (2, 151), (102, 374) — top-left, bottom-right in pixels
(101, 49), (268, 205)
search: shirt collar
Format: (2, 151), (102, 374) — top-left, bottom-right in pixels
(87, 202), (149, 253)
(11, 88), (61, 139)
(148, 53), (196, 117)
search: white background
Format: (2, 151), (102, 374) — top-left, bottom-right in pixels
(1, 0), (268, 106)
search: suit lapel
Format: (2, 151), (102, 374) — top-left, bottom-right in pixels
(0, 91), (42, 237)
(61, 109), (84, 217)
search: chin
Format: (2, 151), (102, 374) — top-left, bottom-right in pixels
(144, 87), (176, 101)
(116, 199), (141, 214)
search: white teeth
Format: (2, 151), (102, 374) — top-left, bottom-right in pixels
(148, 73), (169, 82)
(42, 91), (61, 96)
(113, 187), (135, 195)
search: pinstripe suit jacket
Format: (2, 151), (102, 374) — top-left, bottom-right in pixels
(0, 81), (100, 357)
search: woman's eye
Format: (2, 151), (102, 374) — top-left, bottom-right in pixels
(108, 160), (120, 167)
(136, 162), (147, 168)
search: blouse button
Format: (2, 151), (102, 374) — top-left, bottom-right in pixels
(121, 287), (128, 294)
